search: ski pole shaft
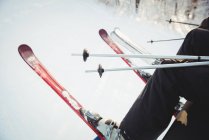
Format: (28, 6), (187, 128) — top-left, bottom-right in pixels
(72, 50), (209, 61)
(86, 61), (209, 77)
(147, 38), (185, 43)
(166, 19), (199, 26)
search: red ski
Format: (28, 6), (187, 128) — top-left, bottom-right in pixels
(99, 29), (151, 83)
(18, 44), (105, 140)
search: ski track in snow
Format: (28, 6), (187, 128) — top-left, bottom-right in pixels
(0, 0), (187, 139)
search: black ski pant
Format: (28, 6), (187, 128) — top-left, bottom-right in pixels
(119, 28), (209, 140)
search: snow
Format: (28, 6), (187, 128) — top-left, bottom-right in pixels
(0, 0), (203, 140)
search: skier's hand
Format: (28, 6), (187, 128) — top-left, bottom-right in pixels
(176, 110), (188, 126)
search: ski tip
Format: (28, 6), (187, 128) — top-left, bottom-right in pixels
(114, 27), (120, 31)
(99, 29), (107, 36)
(18, 44), (34, 61)
(83, 49), (89, 62)
(18, 44), (32, 54)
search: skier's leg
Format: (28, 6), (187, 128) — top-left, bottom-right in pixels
(119, 28), (209, 140)
(177, 28), (209, 56)
(176, 27), (209, 102)
(119, 68), (180, 140)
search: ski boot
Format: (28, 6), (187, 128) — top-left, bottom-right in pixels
(80, 108), (125, 140)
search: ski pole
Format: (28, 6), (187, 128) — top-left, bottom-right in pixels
(166, 19), (199, 26)
(86, 61), (209, 77)
(147, 38), (185, 44)
(71, 50), (209, 61)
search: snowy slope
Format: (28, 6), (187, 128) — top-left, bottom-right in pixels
(0, 0), (193, 140)
(99, 0), (209, 34)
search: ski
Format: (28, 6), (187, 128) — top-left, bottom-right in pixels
(111, 28), (150, 55)
(99, 29), (151, 83)
(18, 44), (105, 140)
(110, 27), (162, 65)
